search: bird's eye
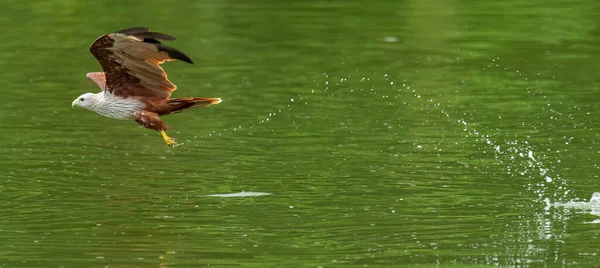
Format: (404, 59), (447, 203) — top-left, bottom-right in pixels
(79, 98), (85, 101)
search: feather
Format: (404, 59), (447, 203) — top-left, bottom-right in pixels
(157, 44), (193, 64)
(117, 27), (149, 35)
(132, 32), (176, 41)
(143, 39), (162, 44)
(89, 27), (194, 98)
(86, 72), (106, 91)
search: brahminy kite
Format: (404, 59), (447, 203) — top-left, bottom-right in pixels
(72, 27), (221, 146)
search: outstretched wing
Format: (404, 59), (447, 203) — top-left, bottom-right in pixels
(86, 72), (106, 91)
(89, 27), (193, 99)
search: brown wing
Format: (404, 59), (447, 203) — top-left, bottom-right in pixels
(86, 72), (106, 91)
(89, 27), (193, 99)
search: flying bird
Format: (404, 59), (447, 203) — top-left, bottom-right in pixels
(72, 27), (221, 146)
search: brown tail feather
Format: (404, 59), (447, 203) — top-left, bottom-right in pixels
(166, 97), (222, 114)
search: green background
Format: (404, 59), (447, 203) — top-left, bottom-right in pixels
(1, 0), (600, 267)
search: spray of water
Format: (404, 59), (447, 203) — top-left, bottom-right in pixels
(176, 53), (597, 265)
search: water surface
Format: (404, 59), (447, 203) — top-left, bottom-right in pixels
(2, 0), (600, 267)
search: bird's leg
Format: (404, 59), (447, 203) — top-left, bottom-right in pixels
(134, 111), (176, 146)
(160, 129), (177, 146)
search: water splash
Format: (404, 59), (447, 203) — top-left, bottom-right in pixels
(206, 191), (272, 198)
(550, 192), (600, 223)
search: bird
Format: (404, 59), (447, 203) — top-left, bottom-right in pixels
(72, 27), (221, 146)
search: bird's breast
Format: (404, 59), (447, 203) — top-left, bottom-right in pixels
(94, 95), (146, 120)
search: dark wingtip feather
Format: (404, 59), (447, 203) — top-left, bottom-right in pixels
(114, 27), (193, 64)
(144, 39), (162, 44)
(117, 27), (149, 35)
(133, 32), (176, 41)
(116, 28), (176, 41)
(157, 45), (194, 64)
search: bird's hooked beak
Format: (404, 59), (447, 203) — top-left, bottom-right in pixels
(71, 99), (79, 108)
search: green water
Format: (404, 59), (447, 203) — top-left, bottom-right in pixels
(2, 0), (600, 267)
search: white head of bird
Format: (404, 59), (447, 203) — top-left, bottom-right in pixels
(72, 93), (100, 110)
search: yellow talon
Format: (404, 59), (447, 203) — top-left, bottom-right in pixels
(160, 130), (177, 146)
